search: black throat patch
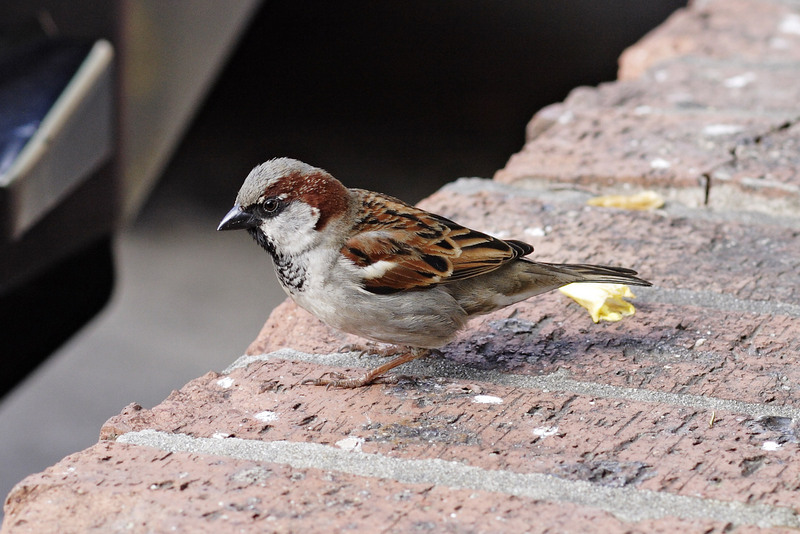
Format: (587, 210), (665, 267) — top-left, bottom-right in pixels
(248, 228), (306, 292)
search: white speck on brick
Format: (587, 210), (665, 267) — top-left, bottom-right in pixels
(723, 72), (756, 89)
(254, 410), (279, 423)
(473, 395), (503, 404)
(634, 105), (652, 115)
(770, 36), (790, 49)
(335, 436), (364, 452)
(779, 13), (800, 35)
(558, 110), (574, 124)
(212, 432), (232, 439)
(533, 426), (559, 438)
(524, 227), (547, 237)
(762, 441), (782, 451)
(650, 158), (671, 169)
(703, 124), (744, 136)
(216, 377), (235, 388)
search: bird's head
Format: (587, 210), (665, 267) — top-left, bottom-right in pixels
(217, 158), (350, 256)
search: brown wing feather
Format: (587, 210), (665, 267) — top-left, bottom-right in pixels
(341, 190), (532, 294)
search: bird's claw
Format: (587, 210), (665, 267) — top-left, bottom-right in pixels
(301, 371), (396, 389)
(301, 371), (346, 388)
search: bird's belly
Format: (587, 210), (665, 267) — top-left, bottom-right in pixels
(291, 286), (468, 349)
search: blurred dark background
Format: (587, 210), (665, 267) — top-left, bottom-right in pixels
(0, 0), (685, 515)
(165, 1), (686, 206)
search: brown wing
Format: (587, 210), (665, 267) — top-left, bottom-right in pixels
(341, 190), (532, 294)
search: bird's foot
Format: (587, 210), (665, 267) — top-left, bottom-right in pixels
(302, 348), (429, 389)
(301, 371), (399, 389)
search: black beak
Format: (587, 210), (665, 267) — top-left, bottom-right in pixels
(217, 206), (258, 231)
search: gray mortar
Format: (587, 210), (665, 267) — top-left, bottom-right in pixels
(118, 429), (799, 528)
(224, 349), (800, 421)
(441, 177), (800, 228)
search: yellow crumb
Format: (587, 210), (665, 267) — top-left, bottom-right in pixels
(587, 191), (664, 211)
(559, 283), (637, 323)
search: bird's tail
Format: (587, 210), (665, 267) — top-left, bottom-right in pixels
(533, 262), (653, 287)
(448, 259), (651, 316)
(507, 260), (652, 301)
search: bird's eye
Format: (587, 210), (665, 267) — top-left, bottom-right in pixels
(263, 198), (279, 212)
(255, 197), (285, 218)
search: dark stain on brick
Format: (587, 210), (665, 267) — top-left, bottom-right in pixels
(298, 415), (317, 427)
(740, 455), (766, 477)
(746, 415), (800, 444)
(258, 380), (285, 393)
(556, 460), (654, 487)
(367, 415), (478, 447)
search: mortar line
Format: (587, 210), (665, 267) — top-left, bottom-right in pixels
(636, 286), (800, 318)
(117, 429), (799, 528)
(224, 350), (800, 420)
(439, 177), (800, 229)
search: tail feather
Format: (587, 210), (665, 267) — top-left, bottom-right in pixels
(447, 259), (651, 316)
(536, 262), (652, 287)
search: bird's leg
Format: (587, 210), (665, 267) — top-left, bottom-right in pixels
(303, 347), (430, 388)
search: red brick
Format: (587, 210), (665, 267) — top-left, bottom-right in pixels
(708, 120), (800, 215)
(619, 0), (800, 79)
(94, 356), (800, 512)
(4, 441), (755, 534)
(569, 60), (800, 117)
(523, 61), (800, 216)
(495, 108), (777, 206)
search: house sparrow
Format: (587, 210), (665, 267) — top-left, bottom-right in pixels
(218, 158), (651, 388)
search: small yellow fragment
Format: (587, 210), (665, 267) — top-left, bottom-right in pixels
(587, 191), (664, 211)
(559, 283), (637, 323)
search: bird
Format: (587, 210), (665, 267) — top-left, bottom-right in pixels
(218, 157), (651, 388)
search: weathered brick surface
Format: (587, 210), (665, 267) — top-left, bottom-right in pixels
(4, 0), (800, 531)
(584, 60), (800, 116)
(619, 0), (800, 80)
(96, 358), (800, 509)
(498, 108), (774, 206)
(498, 96), (800, 216)
(499, 0), (800, 216)
(708, 120), (800, 213)
(4, 441), (755, 534)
